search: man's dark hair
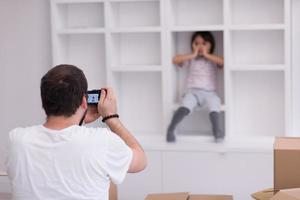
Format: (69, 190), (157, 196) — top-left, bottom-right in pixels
(191, 31), (215, 54)
(40, 64), (88, 117)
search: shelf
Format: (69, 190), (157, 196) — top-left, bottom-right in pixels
(230, 0), (284, 25)
(112, 72), (163, 136)
(172, 104), (226, 112)
(229, 24), (285, 31)
(111, 32), (161, 66)
(110, 0), (160, 28)
(109, 0), (159, 2)
(55, 2), (104, 29)
(170, 25), (224, 32)
(0, 171), (7, 176)
(56, 28), (105, 34)
(55, 34), (106, 89)
(110, 27), (161, 33)
(229, 65), (286, 71)
(55, 0), (105, 3)
(169, 0), (223, 27)
(230, 30), (285, 65)
(230, 71), (285, 137)
(135, 135), (274, 153)
(111, 65), (162, 72)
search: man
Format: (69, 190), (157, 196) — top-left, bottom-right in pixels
(6, 64), (147, 200)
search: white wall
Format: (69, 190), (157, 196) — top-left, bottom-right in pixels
(0, 0), (51, 174)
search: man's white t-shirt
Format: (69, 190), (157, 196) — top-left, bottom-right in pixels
(6, 125), (133, 200)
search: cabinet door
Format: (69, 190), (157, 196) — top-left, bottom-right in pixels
(118, 151), (162, 200)
(162, 151), (272, 200)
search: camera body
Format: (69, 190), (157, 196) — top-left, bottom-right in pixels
(87, 89), (101, 105)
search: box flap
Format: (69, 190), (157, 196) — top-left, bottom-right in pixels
(251, 188), (276, 200)
(188, 194), (233, 200)
(145, 192), (189, 200)
(271, 188), (300, 200)
(274, 137), (300, 150)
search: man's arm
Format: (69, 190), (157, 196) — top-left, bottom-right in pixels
(98, 88), (147, 173)
(105, 118), (147, 173)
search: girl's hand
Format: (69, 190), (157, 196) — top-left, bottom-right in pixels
(192, 42), (200, 58)
(202, 42), (212, 57)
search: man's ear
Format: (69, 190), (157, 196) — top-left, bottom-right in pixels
(81, 95), (88, 110)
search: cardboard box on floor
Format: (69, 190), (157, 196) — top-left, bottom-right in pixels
(145, 192), (233, 200)
(252, 188), (300, 200)
(189, 194), (233, 200)
(274, 137), (300, 191)
(271, 188), (300, 200)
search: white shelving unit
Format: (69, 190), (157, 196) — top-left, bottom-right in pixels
(50, 0), (291, 148)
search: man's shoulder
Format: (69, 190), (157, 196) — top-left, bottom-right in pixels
(8, 125), (40, 142)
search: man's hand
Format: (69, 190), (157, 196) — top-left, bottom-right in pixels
(84, 105), (100, 124)
(98, 87), (118, 117)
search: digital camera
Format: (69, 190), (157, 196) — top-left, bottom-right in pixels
(87, 89), (101, 105)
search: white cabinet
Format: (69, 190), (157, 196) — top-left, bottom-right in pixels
(118, 151), (163, 200)
(162, 151), (273, 200)
(50, 0), (292, 147)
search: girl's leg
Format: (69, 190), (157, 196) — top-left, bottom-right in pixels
(209, 111), (224, 142)
(206, 91), (224, 142)
(166, 92), (197, 142)
(166, 107), (190, 142)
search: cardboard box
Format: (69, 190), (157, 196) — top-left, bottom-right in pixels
(251, 188), (277, 200)
(145, 192), (189, 200)
(189, 194), (233, 200)
(271, 188), (300, 200)
(145, 192), (233, 200)
(251, 188), (300, 200)
(274, 137), (300, 190)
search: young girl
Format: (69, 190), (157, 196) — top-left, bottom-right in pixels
(167, 31), (224, 143)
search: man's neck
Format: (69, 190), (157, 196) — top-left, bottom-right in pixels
(43, 115), (80, 130)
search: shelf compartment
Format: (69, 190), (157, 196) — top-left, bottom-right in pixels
(112, 72), (163, 136)
(176, 109), (225, 137)
(170, 31), (224, 105)
(230, 30), (284, 65)
(110, 1), (160, 28)
(111, 32), (161, 66)
(55, 2), (104, 30)
(230, 0), (284, 25)
(55, 34), (106, 89)
(170, 0), (223, 27)
(230, 71), (285, 137)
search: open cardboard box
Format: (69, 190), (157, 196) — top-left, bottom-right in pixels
(274, 137), (300, 190)
(251, 137), (300, 200)
(145, 192), (233, 200)
(252, 188), (300, 200)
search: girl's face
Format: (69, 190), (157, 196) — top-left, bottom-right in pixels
(192, 35), (211, 55)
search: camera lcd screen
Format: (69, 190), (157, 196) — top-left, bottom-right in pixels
(88, 94), (99, 104)
(87, 90), (101, 105)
